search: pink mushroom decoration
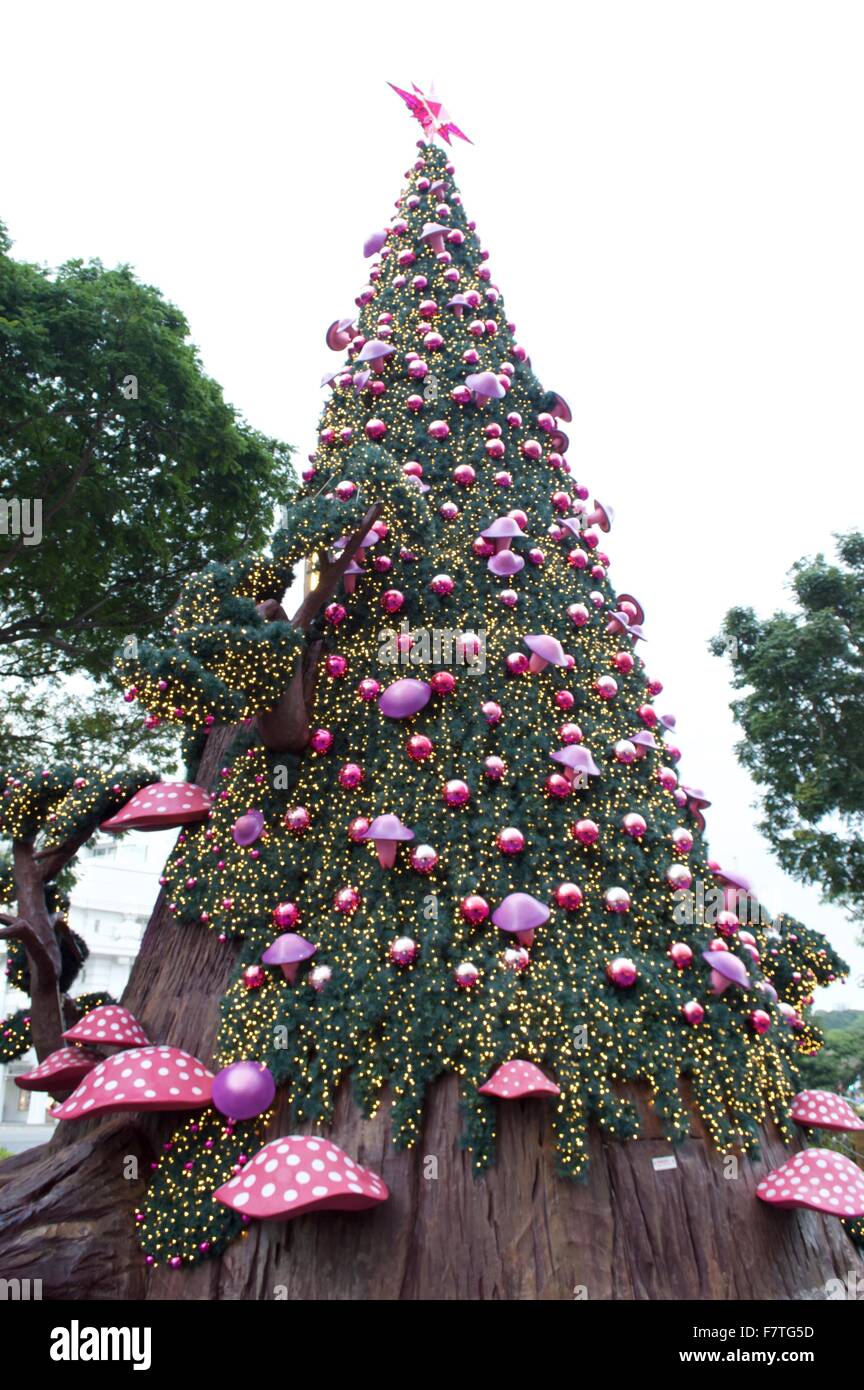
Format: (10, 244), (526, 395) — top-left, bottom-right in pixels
(523, 634), (568, 673)
(261, 933), (318, 984)
(419, 221), (448, 254)
(465, 371), (506, 405)
(363, 230), (387, 258)
(325, 318), (355, 352)
(354, 339), (396, 372)
(492, 892), (550, 948)
(342, 559), (364, 594)
(616, 593), (645, 625)
(52, 1046), (214, 1120)
(756, 1149), (864, 1219)
(359, 813), (415, 868)
(213, 1135), (389, 1220)
(478, 1059), (560, 1100)
(790, 1090), (864, 1132)
(681, 785), (711, 832)
(550, 745), (601, 783)
(15, 1046), (102, 1092)
(481, 516), (527, 552)
(447, 293), (471, 317)
(488, 550), (525, 577)
(702, 949), (751, 995)
(549, 392), (572, 422)
(584, 499), (614, 532)
(63, 1005), (149, 1049)
(100, 781), (212, 832)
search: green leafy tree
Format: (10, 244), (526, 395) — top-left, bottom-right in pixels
(712, 532), (864, 921)
(0, 219), (295, 690)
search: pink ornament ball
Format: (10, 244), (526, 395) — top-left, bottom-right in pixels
(338, 762), (364, 789)
(572, 818), (600, 846)
(453, 464), (476, 487)
(284, 806), (311, 835)
(614, 651), (634, 674)
(668, 942), (694, 969)
(431, 670), (456, 696)
(348, 816), (371, 842)
(454, 961), (480, 989)
(622, 813), (647, 839)
(357, 678), (381, 701)
(503, 947), (530, 973)
(666, 863), (692, 890)
(682, 1000), (705, 1026)
(671, 826), (694, 853)
(407, 733), (434, 762)
(555, 690), (575, 710)
(555, 882), (584, 911)
(482, 701), (503, 725)
(443, 779), (471, 807)
(595, 676), (618, 700)
(309, 964), (332, 992)
(428, 419), (450, 440)
(325, 654), (348, 678)
(546, 773), (571, 798)
(430, 573), (455, 596)
(605, 887), (631, 913)
(614, 739), (637, 764)
(484, 756), (507, 780)
(750, 1009), (772, 1034)
(568, 603), (590, 626)
(505, 652), (529, 676)
(410, 844), (439, 875)
(558, 722), (582, 744)
(390, 936), (419, 966)
(498, 827), (525, 855)
(461, 894), (490, 926)
(334, 886), (361, 914)
(381, 589), (404, 614)
(273, 901), (300, 929)
(365, 418), (387, 440)
(243, 964), (265, 990)
(607, 956), (638, 987)
(638, 704), (658, 728)
(657, 765), (678, 791)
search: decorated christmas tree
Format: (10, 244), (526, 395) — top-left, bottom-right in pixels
(1, 89), (862, 1301)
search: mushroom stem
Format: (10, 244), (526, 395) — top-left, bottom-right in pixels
(374, 840), (398, 869)
(528, 654), (549, 673)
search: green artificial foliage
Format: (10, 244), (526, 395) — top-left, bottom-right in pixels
(120, 143), (850, 1270)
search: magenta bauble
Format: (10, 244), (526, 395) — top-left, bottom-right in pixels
(622, 813), (647, 839)
(614, 651), (634, 674)
(390, 936), (419, 966)
(284, 806), (310, 835)
(666, 863), (692, 890)
(430, 671), (456, 696)
(505, 652), (529, 676)
(567, 603), (590, 626)
(657, 765), (678, 791)
(497, 827), (525, 855)
(273, 901), (300, 929)
(503, 947), (530, 972)
(546, 773), (571, 799)
(595, 676), (618, 700)
(460, 894), (489, 925)
(443, 779), (470, 807)
(607, 956), (638, 988)
(637, 704), (658, 727)
(605, 887), (631, 913)
(406, 734), (434, 762)
(310, 728), (333, 754)
(750, 1009), (772, 1034)
(572, 818), (600, 846)
(558, 722), (582, 744)
(555, 882), (584, 911)
(484, 756), (506, 780)
(671, 826), (694, 853)
(428, 419), (450, 439)
(243, 964), (265, 990)
(347, 816), (371, 842)
(381, 589), (404, 614)
(325, 654), (348, 678)
(212, 1061), (276, 1121)
(357, 678), (380, 701)
(614, 739), (637, 764)
(365, 418), (387, 440)
(453, 464), (476, 487)
(555, 690), (575, 711)
(429, 573), (454, 596)
(333, 886), (361, 914)
(682, 1000), (705, 1026)
(410, 844), (439, 875)
(668, 942), (694, 969)
(482, 701), (503, 725)
(338, 763), (364, 789)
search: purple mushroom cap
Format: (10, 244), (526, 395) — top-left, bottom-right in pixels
(561, 516), (586, 538)
(262, 933), (317, 968)
(420, 221), (449, 242)
(551, 746), (601, 777)
(760, 980), (779, 1004)
(703, 950), (750, 989)
(481, 517), (527, 540)
(378, 679), (432, 719)
(352, 369), (371, 393)
(524, 634), (568, 666)
(631, 731), (658, 749)
(488, 551), (525, 577)
(447, 294), (471, 311)
(363, 230), (388, 258)
(343, 559), (364, 576)
(659, 713), (677, 730)
(681, 785), (710, 807)
(465, 371), (506, 399)
(362, 814), (414, 843)
(492, 893), (551, 934)
(232, 809), (265, 847)
(715, 866), (751, 893)
(550, 392), (573, 423)
(355, 339), (396, 365)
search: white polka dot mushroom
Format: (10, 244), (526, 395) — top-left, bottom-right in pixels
(99, 781), (212, 832)
(62, 1004), (149, 1049)
(478, 1059), (561, 1100)
(756, 1148), (864, 1219)
(51, 1046), (214, 1120)
(14, 1046), (102, 1092)
(212, 1136), (389, 1220)
(790, 1089), (864, 1133)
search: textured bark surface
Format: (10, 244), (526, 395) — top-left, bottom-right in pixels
(0, 723), (861, 1301)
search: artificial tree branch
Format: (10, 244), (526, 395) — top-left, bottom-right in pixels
(255, 503), (381, 752)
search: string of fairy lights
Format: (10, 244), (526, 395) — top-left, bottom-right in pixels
(120, 141), (848, 1267)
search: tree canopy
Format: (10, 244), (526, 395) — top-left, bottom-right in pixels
(712, 532), (864, 921)
(0, 219), (295, 685)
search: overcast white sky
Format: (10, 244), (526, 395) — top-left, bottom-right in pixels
(3, 1), (863, 1005)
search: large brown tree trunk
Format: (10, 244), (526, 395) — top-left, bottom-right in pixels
(0, 724), (861, 1301)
